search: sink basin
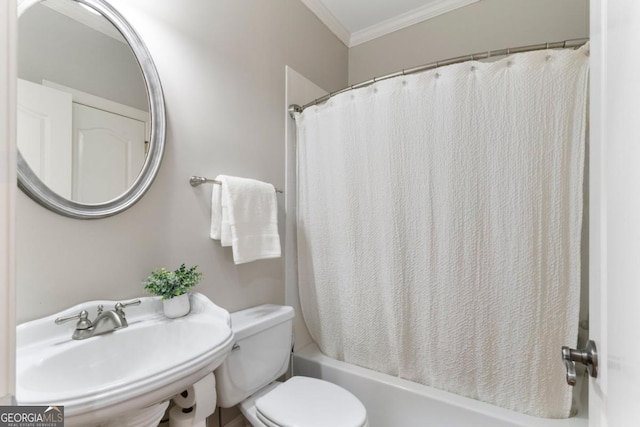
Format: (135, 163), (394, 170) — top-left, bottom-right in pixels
(16, 293), (234, 427)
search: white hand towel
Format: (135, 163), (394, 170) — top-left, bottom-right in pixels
(210, 176), (232, 246)
(219, 175), (281, 264)
(210, 179), (222, 239)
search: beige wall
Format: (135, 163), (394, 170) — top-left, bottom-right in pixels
(348, 0), (589, 84)
(16, 0), (347, 323)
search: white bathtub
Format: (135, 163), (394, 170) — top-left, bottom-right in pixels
(292, 344), (588, 427)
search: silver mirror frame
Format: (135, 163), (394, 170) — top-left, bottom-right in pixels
(17, 0), (166, 219)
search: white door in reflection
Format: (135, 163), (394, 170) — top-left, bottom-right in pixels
(72, 103), (146, 203)
(17, 78), (72, 198)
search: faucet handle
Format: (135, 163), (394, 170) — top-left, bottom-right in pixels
(55, 310), (92, 330)
(114, 299), (141, 314)
(114, 299), (141, 328)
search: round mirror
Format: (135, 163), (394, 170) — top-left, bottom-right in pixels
(17, 0), (165, 219)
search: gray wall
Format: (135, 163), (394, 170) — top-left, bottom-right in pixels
(18, 4), (148, 111)
(16, 0), (347, 322)
(349, 0), (589, 84)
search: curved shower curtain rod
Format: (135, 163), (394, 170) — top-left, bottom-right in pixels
(288, 37), (589, 118)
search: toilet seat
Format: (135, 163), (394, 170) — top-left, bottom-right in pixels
(255, 376), (367, 427)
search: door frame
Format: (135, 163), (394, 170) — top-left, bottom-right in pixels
(0, 0), (17, 405)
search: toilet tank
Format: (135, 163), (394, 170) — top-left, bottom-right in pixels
(215, 304), (294, 408)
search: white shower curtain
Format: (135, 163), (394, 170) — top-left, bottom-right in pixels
(295, 44), (589, 418)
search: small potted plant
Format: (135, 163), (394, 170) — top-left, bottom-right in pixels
(143, 263), (203, 318)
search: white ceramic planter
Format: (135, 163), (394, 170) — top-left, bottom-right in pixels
(163, 293), (190, 318)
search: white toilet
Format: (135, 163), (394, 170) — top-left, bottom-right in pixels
(215, 304), (368, 427)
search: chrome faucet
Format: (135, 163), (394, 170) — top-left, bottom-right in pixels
(55, 299), (141, 340)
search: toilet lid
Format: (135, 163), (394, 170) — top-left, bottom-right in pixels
(255, 376), (367, 427)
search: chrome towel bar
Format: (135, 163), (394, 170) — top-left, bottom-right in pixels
(189, 176), (283, 193)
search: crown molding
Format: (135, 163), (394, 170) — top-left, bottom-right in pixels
(300, 0), (480, 47)
(299, 0), (351, 46)
(350, 0), (479, 47)
(300, 0), (480, 48)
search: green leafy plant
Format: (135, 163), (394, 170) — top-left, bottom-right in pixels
(143, 263), (203, 300)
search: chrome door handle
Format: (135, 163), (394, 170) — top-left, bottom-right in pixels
(562, 340), (597, 386)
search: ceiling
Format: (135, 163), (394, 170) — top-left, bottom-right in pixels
(300, 0), (480, 47)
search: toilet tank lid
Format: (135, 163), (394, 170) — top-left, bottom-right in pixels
(231, 304), (294, 340)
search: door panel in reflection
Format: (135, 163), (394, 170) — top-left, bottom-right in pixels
(72, 103), (146, 203)
(17, 78), (72, 198)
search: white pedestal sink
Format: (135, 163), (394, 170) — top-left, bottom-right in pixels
(16, 293), (234, 427)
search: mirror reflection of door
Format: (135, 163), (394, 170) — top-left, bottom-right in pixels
(43, 80), (149, 203)
(72, 103), (146, 203)
(17, 78), (149, 203)
(17, 78), (72, 198)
